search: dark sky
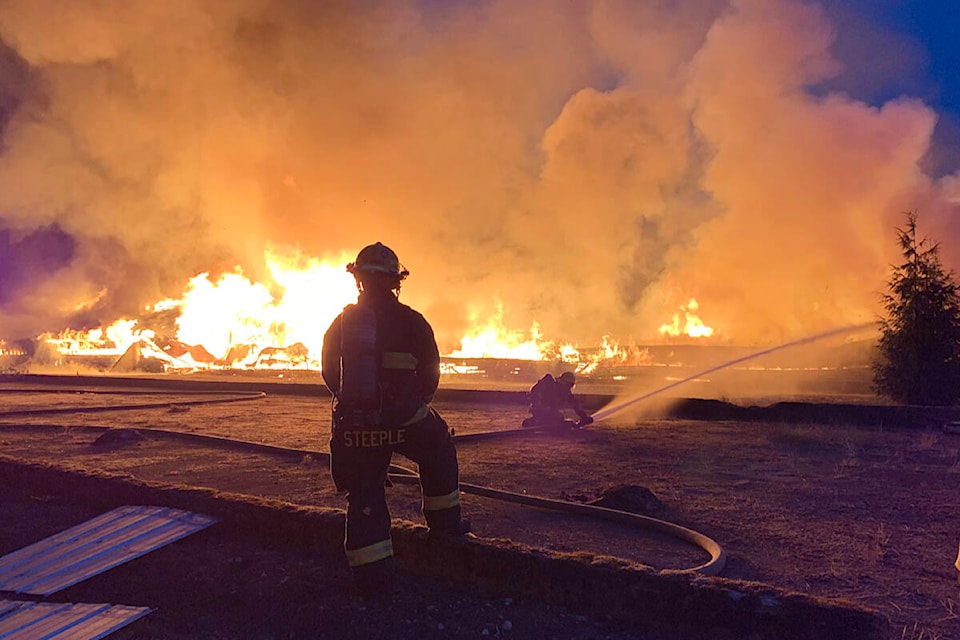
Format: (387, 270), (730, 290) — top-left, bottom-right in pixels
(886, 1), (960, 175)
(820, 0), (960, 175)
(883, 1), (960, 116)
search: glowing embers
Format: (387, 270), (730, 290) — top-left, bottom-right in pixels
(658, 298), (715, 339)
(0, 505), (217, 596)
(0, 600), (151, 639)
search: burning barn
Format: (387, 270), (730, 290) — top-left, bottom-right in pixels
(0, 1), (954, 398)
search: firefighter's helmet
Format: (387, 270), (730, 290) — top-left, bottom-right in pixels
(558, 371), (576, 386)
(347, 242), (409, 279)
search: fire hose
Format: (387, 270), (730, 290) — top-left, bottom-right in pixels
(0, 388), (267, 416)
(0, 389), (726, 576)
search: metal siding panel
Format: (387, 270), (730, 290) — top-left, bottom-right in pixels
(1, 521), (160, 591)
(0, 506), (217, 596)
(6, 603), (107, 640)
(0, 509), (134, 582)
(0, 506), (161, 586)
(13, 517), (186, 594)
(43, 604), (152, 640)
(20, 519), (215, 596)
(0, 507), (141, 570)
(0, 602), (151, 640)
(0, 602), (69, 637)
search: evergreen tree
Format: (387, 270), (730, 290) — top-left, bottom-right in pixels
(873, 212), (960, 405)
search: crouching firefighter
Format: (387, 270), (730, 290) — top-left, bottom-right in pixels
(322, 242), (471, 597)
(521, 371), (594, 429)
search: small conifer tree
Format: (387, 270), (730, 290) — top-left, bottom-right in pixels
(873, 211), (960, 405)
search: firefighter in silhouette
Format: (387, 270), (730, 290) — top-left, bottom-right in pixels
(322, 242), (470, 598)
(522, 370), (594, 429)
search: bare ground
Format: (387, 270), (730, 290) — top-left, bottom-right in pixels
(1, 382), (959, 639)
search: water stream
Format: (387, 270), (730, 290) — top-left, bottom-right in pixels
(591, 322), (878, 422)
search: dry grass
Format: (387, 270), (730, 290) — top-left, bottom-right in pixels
(3, 387), (960, 639)
(873, 522), (892, 559)
(918, 432), (942, 451)
(900, 622), (945, 640)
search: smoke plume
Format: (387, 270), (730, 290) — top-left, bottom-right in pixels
(0, 0), (957, 351)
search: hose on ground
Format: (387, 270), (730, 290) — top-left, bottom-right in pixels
(0, 389), (726, 576)
(0, 390), (266, 417)
(386, 463), (725, 576)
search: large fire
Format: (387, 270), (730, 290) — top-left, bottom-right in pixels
(17, 249), (717, 375)
(658, 299), (715, 339)
(170, 249), (357, 366)
(449, 302), (576, 362)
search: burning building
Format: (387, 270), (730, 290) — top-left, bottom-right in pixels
(0, 0), (956, 384)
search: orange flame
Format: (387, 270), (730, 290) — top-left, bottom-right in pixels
(41, 248), (358, 371)
(164, 248), (357, 366)
(0, 340), (25, 356)
(658, 298), (715, 339)
(42, 318), (153, 357)
(448, 302), (560, 360)
(34, 260), (722, 375)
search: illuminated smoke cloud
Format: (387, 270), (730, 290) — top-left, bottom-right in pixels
(0, 0), (956, 349)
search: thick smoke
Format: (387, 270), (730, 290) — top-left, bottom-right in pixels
(0, 0), (957, 351)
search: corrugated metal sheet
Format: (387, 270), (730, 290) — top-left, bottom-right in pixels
(0, 505), (217, 596)
(0, 600), (151, 640)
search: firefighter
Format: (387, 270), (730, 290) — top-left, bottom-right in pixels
(521, 370), (594, 429)
(322, 242), (470, 598)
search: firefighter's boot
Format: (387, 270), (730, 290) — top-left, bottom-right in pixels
(353, 556), (395, 600)
(425, 504), (472, 540)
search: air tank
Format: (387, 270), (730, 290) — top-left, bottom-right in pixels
(339, 304), (380, 427)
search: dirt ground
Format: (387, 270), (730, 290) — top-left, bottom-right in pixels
(1, 381), (960, 639)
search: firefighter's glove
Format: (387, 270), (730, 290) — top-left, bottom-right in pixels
(576, 414), (594, 428)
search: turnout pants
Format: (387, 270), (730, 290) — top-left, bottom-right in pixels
(329, 408), (462, 582)
(523, 406), (567, 428)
